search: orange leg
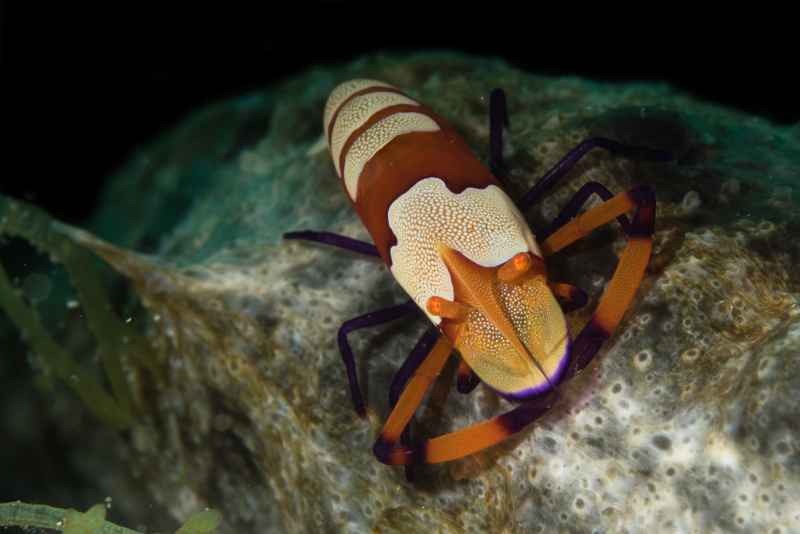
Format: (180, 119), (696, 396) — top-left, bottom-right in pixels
(373, 185), (656, 465)
(373, 335), (453, 464)
(374, 335), (558, 464)
(541, 186), (647, 256)
(551, 185), (656, 377)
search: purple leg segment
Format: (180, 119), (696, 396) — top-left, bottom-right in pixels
(518, 137), (672, 212)
(338, 300), (418, 416)
(563, 319), (609, 381)
(489, 88), (510, 179)
(496, 389), (560, 434)
(284, 231), (380, 258)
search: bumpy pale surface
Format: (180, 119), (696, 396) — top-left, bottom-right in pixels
(342, 112), (439, 199)
(388, 178), (538, 323)
(4, 53), (800, 533)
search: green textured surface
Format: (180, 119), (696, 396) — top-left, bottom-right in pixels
(0, 501), (220, 534)
(2, 52), (800, 533)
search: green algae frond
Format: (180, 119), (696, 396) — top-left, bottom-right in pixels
(0, 501), (221, 534)
(174, 509), (223, 534)
(0, 194), (157, 430)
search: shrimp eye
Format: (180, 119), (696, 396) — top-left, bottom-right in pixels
(426, 296), (470, 322)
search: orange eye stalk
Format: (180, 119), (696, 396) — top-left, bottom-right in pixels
(426, 296), (470, 322)
(497, 252), (532, 282)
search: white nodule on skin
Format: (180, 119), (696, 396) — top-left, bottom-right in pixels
(342, 113), (439, 200)
(329, 91), (419, 174)
(323, 79), (393, 143)
(388, 178), (541, 324)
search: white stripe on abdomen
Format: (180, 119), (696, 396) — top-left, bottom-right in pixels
(341, 112), (439, 200)
(329, 91), (420, 173)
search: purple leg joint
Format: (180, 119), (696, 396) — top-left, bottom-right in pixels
(627, 184), (656, 237)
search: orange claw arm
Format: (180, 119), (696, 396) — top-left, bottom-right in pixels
(541, 190), (637, 256)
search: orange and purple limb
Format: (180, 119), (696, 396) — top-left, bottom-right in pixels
(387, 326), (440, 480)
(556, 185), (655, 379)
(542, 181), (632, 239)
(372, 185), (656, 465)
(373, 335), (559, 464)
(389, 327), (441, 408)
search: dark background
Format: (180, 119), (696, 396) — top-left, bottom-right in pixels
(2, 5), (797, 225)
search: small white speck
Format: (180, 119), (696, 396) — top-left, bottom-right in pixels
(681, 191), (702, 215)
